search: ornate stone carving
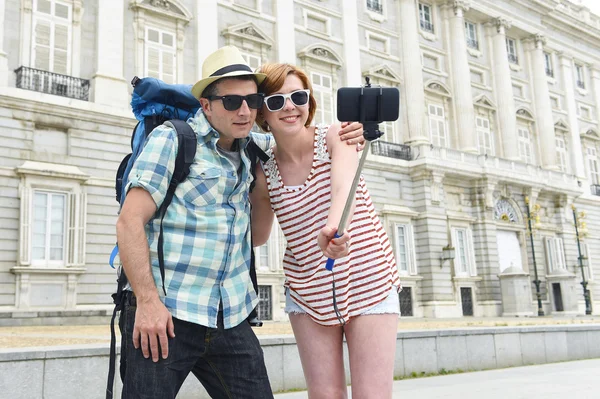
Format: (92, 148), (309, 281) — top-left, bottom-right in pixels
(494, 199), (518, 222)
(452, 0), (470, 15)
(494, 17), (512, 33)
(313, 48), (330, 58)
(531, 33), (546, 49)
(150, 0), (170, 10)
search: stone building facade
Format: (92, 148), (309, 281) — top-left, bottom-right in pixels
(0, 0), (599, 324)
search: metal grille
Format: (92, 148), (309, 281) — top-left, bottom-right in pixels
(257, 285), (272, 321)
(399, 287), (413, 317)
(460, 287), (474, 316)
(592, 184), (600, 196)
(371, 141), (412, 161)
(552, 283), (564, 312)
(14, 66), (90, 101)
(577, 80), (585, 89)
(467, 38), (479, 50)
(545, 67), (554, 78)
(367, 0), (383, 13)
(508, 54), (519, 65)
(420, 19), (434, 33)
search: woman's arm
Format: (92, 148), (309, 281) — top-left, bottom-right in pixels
(249, 163), (274, 247)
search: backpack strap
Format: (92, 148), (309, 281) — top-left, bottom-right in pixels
(156, 120), (197, 295)
(246, 139), (269, 193)
(106, 270), (128, 399)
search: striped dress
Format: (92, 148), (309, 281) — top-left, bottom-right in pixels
(263, 125), (401, 326)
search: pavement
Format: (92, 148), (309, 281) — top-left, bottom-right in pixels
(274, 359), (600, 398)
(2, 315), (599, 348)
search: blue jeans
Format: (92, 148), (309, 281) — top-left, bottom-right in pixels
(119, 293), (273, 398)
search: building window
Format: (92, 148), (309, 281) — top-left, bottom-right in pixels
(518, 127), (533, 164)
(419, 3), (434, 33)
(256, 244), (269, 271)
(545, 238), (566, 273)
(579, 105), (592, 120)
(257, 285), (272, 320)
(555, 136), (568, 173)
(576, 64), (585, 89)
(367, 0), (383, 13)
(394, 224), (417, 275)
(32, 0), (72, 74)
(32, 191), (67, 266)
(587, 146), (599, 185)
(241, 52), (261, 70)
(465, 21), (478, 50)
(476, 117), (494, 156)
(145, 27), (176, 84)
(506, 38), (518, 64)
(544, 52), (554, 77)
(452, 227), (476, 276)
(311, 72), (334, 124)
(428, 103), (447, 148)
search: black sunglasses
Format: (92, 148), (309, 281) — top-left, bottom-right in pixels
(264, 89), (311, 112)
(206, 93), (264, 111)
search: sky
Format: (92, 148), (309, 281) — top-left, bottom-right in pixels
(579, 0), (600, 16)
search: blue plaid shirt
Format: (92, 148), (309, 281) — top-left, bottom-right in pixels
(126, 110), (272, 328)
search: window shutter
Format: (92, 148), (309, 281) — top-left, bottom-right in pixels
(407, 224), (418, 275)
(19, 186), (32, 265)
(34, 20), (51, 70)
(555, 238), (566, 270)
(53, 23), (69, 74)
(544, 238), (554, 273)
(468, 229), (477, 276)
(162, 51), (175, 84)
(66, 192), (86, 266)
(147, 47), (160, 79)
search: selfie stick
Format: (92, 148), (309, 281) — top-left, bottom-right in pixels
(325, 77), (384, 271)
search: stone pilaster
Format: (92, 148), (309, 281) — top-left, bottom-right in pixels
(341, 0), (361, 85)
(196, 0), (219, 76)
(91, 0), (129, 107)
(488, 18), (519, 160)
(444, 1), (477, 153)
(275, 0), (296, 64)
(558, 53), (586, 178)
(525, 34), (558, 170)
(398, 0), (428, 145)
(0, 0), (8, 86)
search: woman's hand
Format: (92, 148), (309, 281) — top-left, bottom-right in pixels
(318, 225), (351, 259)
(339, 122), (365, 151)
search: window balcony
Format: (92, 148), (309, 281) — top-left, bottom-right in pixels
(371, 141), (412, 161)
(466, 38), (479, 50)
(591, 184), (600, 196)
(420, 19), (434, 33)
(577, 80), (586, 90)
(507, 54), (519, 65)
(545, 67), (554, 78)
(14, 66), (90, 101)
(367, 0), (383, 13)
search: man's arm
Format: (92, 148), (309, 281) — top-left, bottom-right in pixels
(250, 164), (274, 246)
(117, 187), (175, 362)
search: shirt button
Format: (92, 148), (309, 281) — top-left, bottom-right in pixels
(220, 282), (224, 287)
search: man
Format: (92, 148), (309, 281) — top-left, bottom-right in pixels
(116, 46), (360, 398)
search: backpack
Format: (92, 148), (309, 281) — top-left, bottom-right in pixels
(105, 76), (268, 399)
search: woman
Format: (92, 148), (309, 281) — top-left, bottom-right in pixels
(250, 63), (401, 399)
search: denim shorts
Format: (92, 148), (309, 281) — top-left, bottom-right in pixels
(285, 286), (400, 316)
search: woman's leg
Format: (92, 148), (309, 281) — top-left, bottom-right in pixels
(289, 313), (348, 399)
(344, 314), (398, 399)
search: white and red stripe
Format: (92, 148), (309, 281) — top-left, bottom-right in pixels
(264, 125), (401, 326)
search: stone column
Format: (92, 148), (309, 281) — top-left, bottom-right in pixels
(398, 0), (428, 145)
(91, 0), (129, 106)
(341, 0), (361, 86)
(559, 53), (586, 178)
(489, 18), (518, 160)
(0, 0), (8, 86)
(591, 65), (600, 138)
(525, 34), (558, 170)
(196, 0), (218, 76)
(275, 0), (296, 64)
(444, 1), (477, 153)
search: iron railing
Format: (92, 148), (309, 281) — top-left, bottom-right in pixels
(367, 0), (383, 13)
(399, 287), (413, 317)
(545, 67), (554, 78)
(420, 19), (434, 33)
(591, 184), (600, 196)
(467, 38), (479, 50)
(508, 54), (519, 65)
(371, 141), (412, 161)
(577, 80), (586, 89)
(15, 66), (90, 101)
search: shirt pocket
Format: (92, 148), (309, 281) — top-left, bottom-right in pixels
(180, 166), (222, 207)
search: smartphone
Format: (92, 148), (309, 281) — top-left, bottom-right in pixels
(336, 86), (400, 122)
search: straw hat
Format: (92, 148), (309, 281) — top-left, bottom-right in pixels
(191, 46), (266, 99)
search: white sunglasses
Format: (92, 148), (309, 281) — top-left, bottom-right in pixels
(263, 89), (311, 112)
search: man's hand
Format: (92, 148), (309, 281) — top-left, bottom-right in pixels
(318, 225), (351, 259)
(133, 297), (176, 362)
(339, 122), (365, 151)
